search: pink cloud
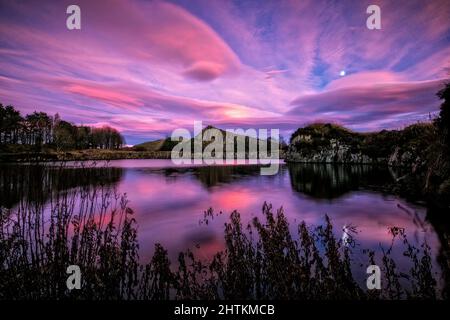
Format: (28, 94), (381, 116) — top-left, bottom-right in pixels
(83, 0), (241, 80)
(183, 61), (227, 81)
(1, 0), (449, 144)
(64, 84), (142, 109)
(0, 0), (241, 81)
(289, 78), (447, 130)
(325, 71), (405, 90)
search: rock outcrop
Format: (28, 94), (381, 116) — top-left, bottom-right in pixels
(286, 123), (431, 168)
(286, 138), (377, 164)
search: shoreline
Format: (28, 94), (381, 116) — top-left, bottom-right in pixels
(0, 149), (172, 162)
(0, 151), (410, 167)
(0, 150), (289, 163)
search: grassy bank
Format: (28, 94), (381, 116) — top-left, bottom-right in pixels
(0, 146), (171, 162)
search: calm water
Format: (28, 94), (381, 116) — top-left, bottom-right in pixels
(0, 159), (445, 286)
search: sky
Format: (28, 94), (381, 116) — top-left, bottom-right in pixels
(0, 0), (449, 145)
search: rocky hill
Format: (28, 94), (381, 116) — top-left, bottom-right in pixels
(134, 125), (284, 158)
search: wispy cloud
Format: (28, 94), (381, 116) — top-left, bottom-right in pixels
(0, 0), (449, 144)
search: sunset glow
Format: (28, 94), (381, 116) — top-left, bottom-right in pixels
(1, 0), (449, 144)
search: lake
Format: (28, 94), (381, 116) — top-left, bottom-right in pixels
(0, 159), (446, 295)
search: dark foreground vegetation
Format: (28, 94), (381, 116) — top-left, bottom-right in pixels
(0, 167), (447, 300)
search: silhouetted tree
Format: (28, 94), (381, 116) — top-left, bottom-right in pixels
(436, 83), (450, 150)
(0, 104), (124, 151)
(76, 126), (91, 149)
(91, 126), (124, 149)
(24, 112), (52, 148)
(54, 120), (76, 151)
(0, 104), (23, 144)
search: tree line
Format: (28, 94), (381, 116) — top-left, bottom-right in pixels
(0, 103), (125, 151)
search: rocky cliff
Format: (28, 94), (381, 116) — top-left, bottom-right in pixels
(285, 123), (433, 168)
(286, 137), (377, 164)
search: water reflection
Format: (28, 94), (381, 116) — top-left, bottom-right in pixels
(0, 163), (123, 209)
(287, 163), (394, 199)
(0, 160), (448, 298)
